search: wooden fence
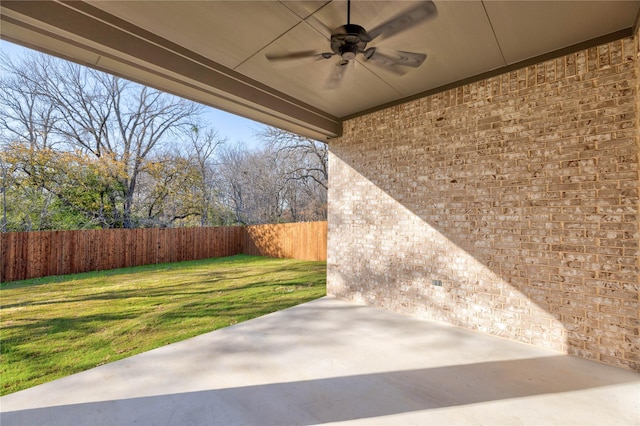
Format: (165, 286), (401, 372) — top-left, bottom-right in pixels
(1, 222), (327, 282)
(243, 221), (327, 262)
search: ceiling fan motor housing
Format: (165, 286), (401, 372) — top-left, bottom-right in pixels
(331, 24), (371, 60)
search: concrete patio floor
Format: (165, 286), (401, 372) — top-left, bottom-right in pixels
(1, 296), (638, 426)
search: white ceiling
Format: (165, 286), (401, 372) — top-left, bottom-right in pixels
(1, 1), (639, 140)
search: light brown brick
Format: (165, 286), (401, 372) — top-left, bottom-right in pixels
(327, 35), (639, 371)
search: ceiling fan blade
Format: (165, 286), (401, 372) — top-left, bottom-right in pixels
(367, 1), (437, 41)
(365, 48), (427, 74)
(326, 60), (350, 89)
(265, 50), (329, 61)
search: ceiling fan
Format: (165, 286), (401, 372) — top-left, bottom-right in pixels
(265, 0), (437, 88)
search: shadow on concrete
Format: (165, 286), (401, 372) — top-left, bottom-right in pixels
(2, 355), (636, 426)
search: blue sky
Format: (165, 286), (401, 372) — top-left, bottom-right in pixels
(0, 40), (266, 149)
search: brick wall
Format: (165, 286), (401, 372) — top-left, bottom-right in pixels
(327, 33), (639, 370)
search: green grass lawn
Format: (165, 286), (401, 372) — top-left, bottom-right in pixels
(0, 254), (326, 396)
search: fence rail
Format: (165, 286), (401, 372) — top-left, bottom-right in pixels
(1, 222), (326, 282)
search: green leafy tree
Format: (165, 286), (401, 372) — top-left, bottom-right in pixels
(2, 143), (125, 229)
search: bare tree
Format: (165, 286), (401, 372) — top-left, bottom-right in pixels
(0, 51), (202, 228)
(133, 126), (227, 228)
(184, 126), (226, 226)
(259, 127), (328, 189)
(216, 144), (278, 225)
(0, 53), (58, 150)
(259, 127), (328, 221)
(216, 144), (251, 225)
(215, 129), (328, 225)
(244, 146), (287, 224)
(0, 53), (65, 229)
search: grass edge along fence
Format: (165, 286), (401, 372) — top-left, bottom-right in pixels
(1, 221), (327, 283)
